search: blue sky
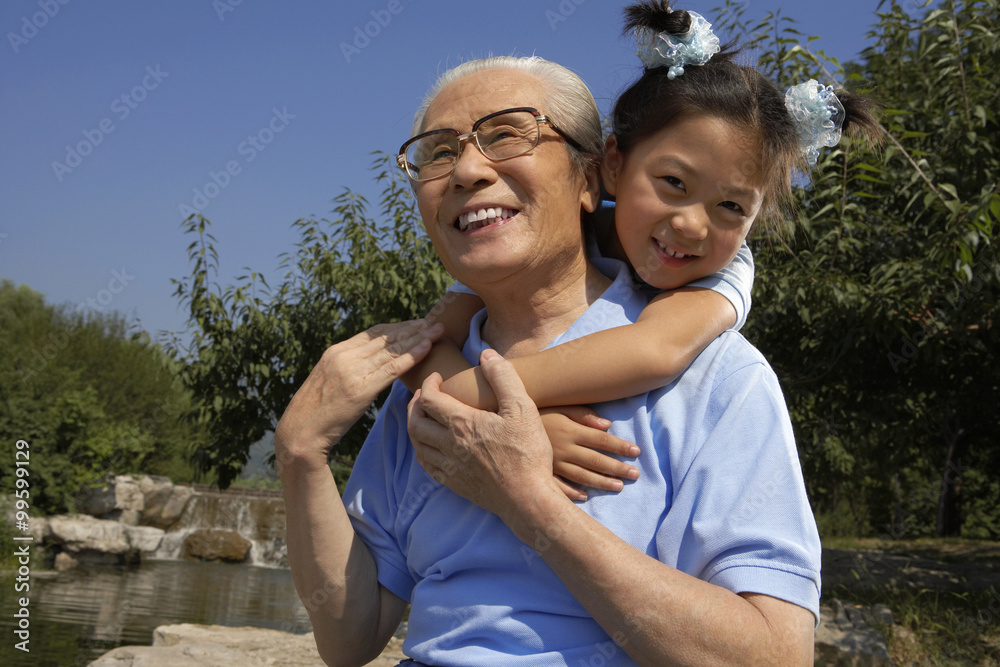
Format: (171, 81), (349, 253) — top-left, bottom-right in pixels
(1, 0), (890, 341)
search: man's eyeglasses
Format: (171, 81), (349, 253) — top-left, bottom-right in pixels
(397, 107), (585, 182)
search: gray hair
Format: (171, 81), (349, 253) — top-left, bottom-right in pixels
(411, 56), (604, 174)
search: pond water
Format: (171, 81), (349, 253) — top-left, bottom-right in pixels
(0, 559), (312, 667)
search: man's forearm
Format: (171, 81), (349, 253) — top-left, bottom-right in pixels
(279, 450), (402, 666)
(502, 488), (815, 666)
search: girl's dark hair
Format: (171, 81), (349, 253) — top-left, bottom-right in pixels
(615, 0), (881, 229)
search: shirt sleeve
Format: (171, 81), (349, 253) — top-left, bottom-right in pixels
(655, 349), (821, 622)
(686, 242), (754, 331)
(343, 383), (420, 602)
(446, 280), (477, 295)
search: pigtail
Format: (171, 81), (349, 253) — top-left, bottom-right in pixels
(622, 1), (692, 38)
(837, 89), (884, 152)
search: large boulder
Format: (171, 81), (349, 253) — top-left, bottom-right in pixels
(46, 514), (164, 564)
(48, 514), (130, 555)
(183, 529), (251, 563)
(138, 476), (194, 530)
(79, 475), (145, 526)
(88, 623), (407, 666)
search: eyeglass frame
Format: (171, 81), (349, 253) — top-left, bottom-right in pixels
(396, 106), (587, 182)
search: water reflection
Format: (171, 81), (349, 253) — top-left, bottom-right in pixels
(0, 560), (311, 666)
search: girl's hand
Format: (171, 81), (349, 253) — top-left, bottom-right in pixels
(539, 406), (640, 501)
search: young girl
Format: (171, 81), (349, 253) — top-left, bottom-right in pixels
(402, 0), (880, 499)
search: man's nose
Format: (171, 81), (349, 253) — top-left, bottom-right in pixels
(450, 139), (496, 189)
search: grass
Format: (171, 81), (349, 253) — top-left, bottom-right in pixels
(823, 536), (1000, 563)
(823, 538), (1000, 665)
(826, 583), (1000, 664)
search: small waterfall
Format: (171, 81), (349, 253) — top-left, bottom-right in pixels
(150, 491), (287, 568)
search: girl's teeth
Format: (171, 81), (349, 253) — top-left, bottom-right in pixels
(656, 239), (693, 258)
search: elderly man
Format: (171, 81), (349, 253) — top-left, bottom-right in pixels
(276, 56), (819, 666)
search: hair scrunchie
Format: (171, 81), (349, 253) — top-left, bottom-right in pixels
(634, 11), (721, 79)
(785, 79), (846, 165)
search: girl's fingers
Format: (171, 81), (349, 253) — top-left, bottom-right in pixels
(571, 426), (640, 458)
(555, 461), (626, 492)
(554, 476), (589, 502)
(560, 443), (640, 482)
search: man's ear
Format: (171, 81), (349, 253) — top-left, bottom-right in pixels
(580, 160), (601, 213)
(601, 134), (623, 198)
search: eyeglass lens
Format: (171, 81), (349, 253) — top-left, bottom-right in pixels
(405, 110), (540, 180)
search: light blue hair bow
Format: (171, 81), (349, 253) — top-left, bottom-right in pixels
(634, 11), (721, 79)
(785, 80), (846, 165)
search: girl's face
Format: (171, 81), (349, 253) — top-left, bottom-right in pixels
(602, 115), (765, 290)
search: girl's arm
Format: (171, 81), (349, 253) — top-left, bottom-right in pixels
(437, 239), (755, 409)
(439, 286), (737, 411)
(400, 290), (484, 394)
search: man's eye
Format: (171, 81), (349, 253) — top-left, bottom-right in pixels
(430, 147), (456, 161)
(419, 144), (456, 165)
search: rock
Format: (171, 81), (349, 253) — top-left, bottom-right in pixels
(183, 528), (251, 563)
(46, 514), (164, 563)
(54, 551), (78, 571)
(80, 476), (145, 526)
(124, 524), (165, 554)
(87, 623), (408, 666)
(48, 514), (131, 555)
(815, 599), (893, 666)
(138, 476), (193, 530)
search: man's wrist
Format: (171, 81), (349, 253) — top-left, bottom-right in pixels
(275, 437), (335, 481)
(501, 480), (576, 544)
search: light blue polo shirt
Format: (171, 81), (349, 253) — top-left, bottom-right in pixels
(344, 257), (821, 666)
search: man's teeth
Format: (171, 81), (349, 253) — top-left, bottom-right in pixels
(655, 239), (694, 259)
(458, 208), (515, 231)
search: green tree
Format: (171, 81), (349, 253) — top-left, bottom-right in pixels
(715, 0), (999, 538)
(166, 156), (451, 488)
(0, 281), (204, 514)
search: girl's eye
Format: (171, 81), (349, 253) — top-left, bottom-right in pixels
(663, 176), (685, 191)
(720, 200), (745, 214)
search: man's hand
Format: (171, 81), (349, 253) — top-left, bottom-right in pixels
(407, 349), (562, 521)
(275, 319), (443, 470)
